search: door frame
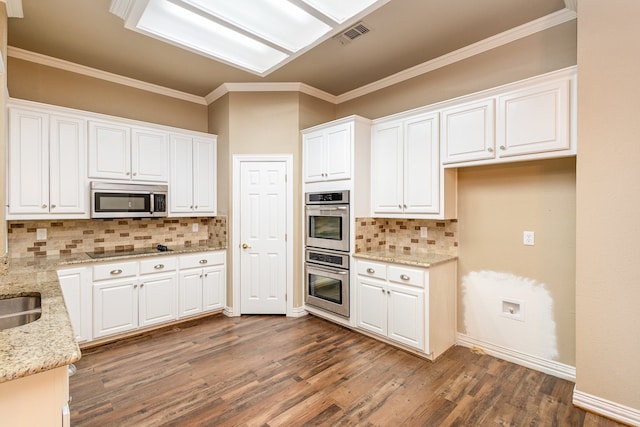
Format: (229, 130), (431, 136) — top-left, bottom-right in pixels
(231, 154), (294, 317)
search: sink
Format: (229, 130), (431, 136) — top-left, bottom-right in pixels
(0, 294), (42, 330)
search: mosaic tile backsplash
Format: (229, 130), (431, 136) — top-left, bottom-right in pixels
(355, 218), (458, 256)
(8, 216), (227, 258)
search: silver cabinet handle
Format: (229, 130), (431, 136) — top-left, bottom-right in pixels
(140, 283), (144, 288)
(126, 171), (130, 175)
(199, 259), (208, 264)
(133, 172), (137, 176)
(499, 145), (506, 151)
(487, 147), (494, 153)
(195, 205), (198, 209)
(403, 204), (407, 209)
(154, 264), (164, 270)
(41, 204), (47, 208)
(134, 284), (138, 288)
(381, 288), (385, 293)
(387, 290), (391, 295)
(110, 269), (123, 275)
(398, 204), (402, 209)
(400, 274), (410, 281)
(366, 268), (375, 274)
(51, 204), (56, 209)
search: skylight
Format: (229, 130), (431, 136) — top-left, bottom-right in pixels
(110, 0), (389, 75)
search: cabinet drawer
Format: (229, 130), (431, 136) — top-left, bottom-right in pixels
(93, 261), (138, 281)
(357, 260), (387, 280)
(139, 256), (177, 274)
(388, 265), (424, 288)
(179, 251), (225, 269)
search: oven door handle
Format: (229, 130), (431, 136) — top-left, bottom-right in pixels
(307, 206), (348, 212)
(307, 264), (349, 275)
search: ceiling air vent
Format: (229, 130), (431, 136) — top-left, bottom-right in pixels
(337, 22), (371, 45)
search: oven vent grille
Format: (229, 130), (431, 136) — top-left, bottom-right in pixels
(337, 22), (371, 44)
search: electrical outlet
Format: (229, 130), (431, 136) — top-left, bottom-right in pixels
(192, 223), (199, 232)
(420, 227), (428, 238)
(36, 228), (47, 241)
(523, 231), (535, 246)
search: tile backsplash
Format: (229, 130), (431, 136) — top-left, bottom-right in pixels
(8, 216), (227, 258)
(355, 218), (458, 256)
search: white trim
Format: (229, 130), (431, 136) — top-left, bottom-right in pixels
(204, 82), (336, 105)
(290, 306), (309, 318)
(336, 8), (577, 103)
(456, 333), (576, 381)
(573, 387), (640, 426)
(5, 0), (24, 18)
(232, 155), (294, 317)
(6, 46), (207, 105)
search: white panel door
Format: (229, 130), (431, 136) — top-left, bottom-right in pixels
(371, 121), (403, 215)
(324, 123), (351, 181)
(169, 134), (194, 214)
(240, 161), (287, 314)
(356, 277), (387, 336)
(202, 265), (225, 312)
(132, 127), (169, 182)
(57, 267), (92, 343)
(178, 269), (203, 318)
(387, 284), (424, 351)
(302, 131), (325, 182)
(88, 121), (131, 180)
(8, 108), (49, 214)
(139, 273), (177, 327)
(49, 114), (87, 215)
(193, 137), (217, 215)
(93, 278), (138, 338)
(403, 113), (439, 215)
(441, 98), (495, 164)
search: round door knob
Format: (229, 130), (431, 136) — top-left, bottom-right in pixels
(242, 243), (251, 249)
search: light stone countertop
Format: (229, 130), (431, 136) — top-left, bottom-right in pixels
(0, 243), (226, 384)
(352, 250), (457, 268)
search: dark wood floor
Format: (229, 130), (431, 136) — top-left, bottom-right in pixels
(70, 314), (625, 427)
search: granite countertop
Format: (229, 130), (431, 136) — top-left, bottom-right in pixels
(353, 250), (457, 268)
(0, 243), (226, 384)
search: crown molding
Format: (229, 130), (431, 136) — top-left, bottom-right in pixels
(564, 0), (577, 12)
(5, 0), (23, 18)
(204, 82), (336, 104)
(336, 7), (577, 103)
(7, 46), (207, 105)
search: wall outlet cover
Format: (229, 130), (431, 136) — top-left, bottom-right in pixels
(192, 223), (199, 232)
(420, 227), (428, 238)
(523, 231), (535, 246)
(36, 228), (47, 241)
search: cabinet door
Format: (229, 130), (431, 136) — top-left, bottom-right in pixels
(441, 98), (495, 164)
(169, 134), (194, 214)
(88, 120), (131, 180)
(371, 121), (403, 215)
(302, 130), (326, 183)
(131, 127), (169, 182)
(49, 114), (87, 215)
(8, 108), (49, 214)
(93, 278), (138, 338)
(356, 277), (388, 336)
(139, 273), (177, 327)
(57, 267), (92, 343)
(496, 79), (571, 158)
(403, 113), (439, 215)
(192, 137), (217, 215)
(324, 123), (351, 181)
(202, 265), (225, 312)
(179, 269), (203, 317)
(387, 284), (424, 351)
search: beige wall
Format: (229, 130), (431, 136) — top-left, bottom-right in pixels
(337, 21), (577, 120)
(7, 57), (208, 132)
(575, 0), (640, 410)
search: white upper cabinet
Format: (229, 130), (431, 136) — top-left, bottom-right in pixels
(372, 111), (456, 219)
(302, 121), (351, 183)
(169, 134), (217, 216)
(88, 120), (168, 182)
(441, 67), (576, 167)
(441, 98), (495, 165)
(8, 106), (88, 218)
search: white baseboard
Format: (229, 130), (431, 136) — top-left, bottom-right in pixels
(456, 333), (576, 381)
(573, 387), (640, 426)
(289, 306), (309, 318)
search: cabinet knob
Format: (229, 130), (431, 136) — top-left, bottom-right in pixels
(487, 147), (494, 153)
(195, 205), (198, 209)
(133, 172), (137, 176)
(190, 206), (194, 209)
(499, 145), (506, 151)
(366, 268), (375, 274)
(110, 269), (123, 275)
(51, 204), (56, 209)
(387, 290), (391, 295)
(403, 204), (407, 209)
(381, 288), (385, 294)
(41, 204), (47, 209)
(398, 204), (402, 209)
(154, 264), (164, 270)
(126, 172), (130, 176)
(204, 273), (208, 278)
(199, 259), (208, 264)
(400, 274), (410, 281)
(134, 284), (138, 288)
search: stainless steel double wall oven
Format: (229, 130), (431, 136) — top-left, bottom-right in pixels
(304, 190), (350, 318)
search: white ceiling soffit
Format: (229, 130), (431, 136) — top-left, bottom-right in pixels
(109, 0), (389, 76)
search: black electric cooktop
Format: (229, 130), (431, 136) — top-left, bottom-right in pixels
(86, 245), (172, 259)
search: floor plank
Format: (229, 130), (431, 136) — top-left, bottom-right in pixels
(69, 314), (628, 427)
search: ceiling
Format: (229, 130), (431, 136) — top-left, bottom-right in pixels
(7, 0), (570, 100)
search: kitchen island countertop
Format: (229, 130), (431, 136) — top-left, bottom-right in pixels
(0, 243), (226, 384)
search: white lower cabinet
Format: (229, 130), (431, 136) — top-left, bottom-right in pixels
(355, 258), (456, 359)
(178, 251), (226, 318)
(57, 267), (92, 343)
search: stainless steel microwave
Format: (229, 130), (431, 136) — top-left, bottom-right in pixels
(90, 182), (168, 218)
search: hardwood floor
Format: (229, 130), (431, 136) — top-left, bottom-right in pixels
(70, 314), (625, 427)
